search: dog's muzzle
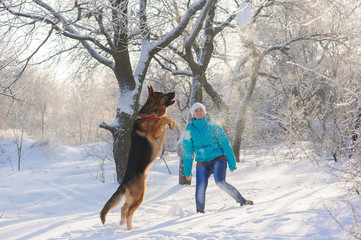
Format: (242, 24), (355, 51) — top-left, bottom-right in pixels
(165, 92), (176, 106)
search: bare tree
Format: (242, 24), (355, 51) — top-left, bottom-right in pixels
(154, 0), (241, 184)
(226, 0), (358, 161)
(0, 0), (214, 183)
(12, 109), (27, 171)
(228, 1), (360, 237)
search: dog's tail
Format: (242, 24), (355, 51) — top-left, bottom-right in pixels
(100, 183), (127, 224)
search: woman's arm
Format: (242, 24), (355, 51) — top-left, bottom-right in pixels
(183, 128), (194, 177)
(214, 125), (237, 171)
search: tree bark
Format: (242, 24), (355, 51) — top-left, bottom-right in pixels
(111, 112), (135, 183)
(232, 48), (262, 162)
(178, 76), (203, 185)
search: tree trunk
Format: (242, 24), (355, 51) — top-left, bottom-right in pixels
(100, 102), (140, 183)
(232, 53), (262, 162)
(112, 112), (135, 183)
(100, 65), (140, 183)
(177, 138), (189, 185)
(178, 76), (203, 185)
(41, 101), (47, 138)
(232, 116), (245, 163)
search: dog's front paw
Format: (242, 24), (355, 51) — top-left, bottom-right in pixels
(165, 116), (176, 130)
(169, 120), (176, 130)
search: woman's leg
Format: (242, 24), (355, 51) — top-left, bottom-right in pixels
(213, 160), (246, 204)
(195, 165), (211, 212)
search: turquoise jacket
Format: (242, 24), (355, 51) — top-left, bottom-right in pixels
(183, 115), (237, 177)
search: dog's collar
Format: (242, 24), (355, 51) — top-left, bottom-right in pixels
(137, 115), (163, 120)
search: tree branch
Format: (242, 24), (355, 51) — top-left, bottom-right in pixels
(2, 0), (115, 69)
(95, 10), (116, 50)
(99, 121), (116, 133)
(134, 0), (209, 84)
(139, 0), (150, 43)
(184, 0), (215, 72)
(5, 27), (53, 90)
(155, 0), (208, 52)
(153, 56), (192, 76)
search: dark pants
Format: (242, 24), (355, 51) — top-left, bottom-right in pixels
(195, 159), (245, 212)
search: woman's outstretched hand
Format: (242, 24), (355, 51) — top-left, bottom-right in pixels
(185, 176), (192, 181)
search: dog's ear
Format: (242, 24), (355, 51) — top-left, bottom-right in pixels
(147, 85), (154, 96)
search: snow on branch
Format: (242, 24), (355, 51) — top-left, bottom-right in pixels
(262, 34), (347, 59)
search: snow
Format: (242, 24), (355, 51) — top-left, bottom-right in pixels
(0, 134), (356, 239)
(117, 88), (138, 116)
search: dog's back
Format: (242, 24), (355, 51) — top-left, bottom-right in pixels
(126, 120), (154, 178)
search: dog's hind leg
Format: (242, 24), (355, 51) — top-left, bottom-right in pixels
(125, 175), (146, 230)
(120, 203), (128, 225)
(126, 192), (144, 230)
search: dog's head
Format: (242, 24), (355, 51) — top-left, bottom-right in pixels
(138, 85), (175, 117)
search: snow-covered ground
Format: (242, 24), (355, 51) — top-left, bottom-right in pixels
(0, 133), (357, 239)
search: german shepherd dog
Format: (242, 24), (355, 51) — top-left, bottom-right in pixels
(100, 85), (176, 230)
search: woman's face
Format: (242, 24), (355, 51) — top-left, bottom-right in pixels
(194, 107), (205, 120)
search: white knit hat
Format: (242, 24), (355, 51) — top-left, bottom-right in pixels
(190, 102), (206, 117)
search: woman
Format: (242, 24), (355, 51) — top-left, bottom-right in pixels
(183, 102), (253, 213)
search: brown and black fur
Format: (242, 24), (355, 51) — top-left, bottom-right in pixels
(100, 85), (176, 230)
